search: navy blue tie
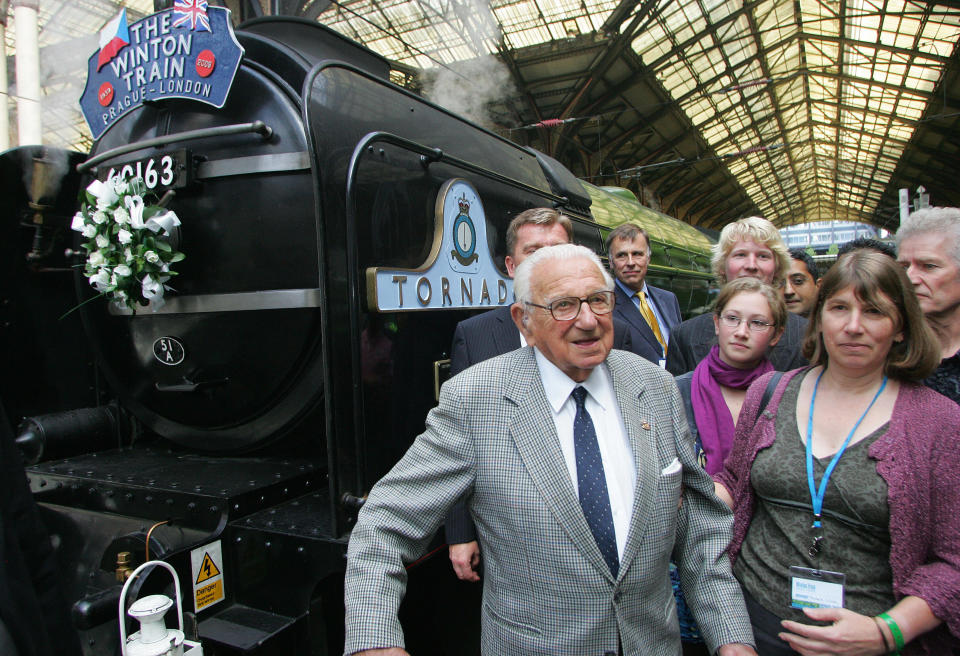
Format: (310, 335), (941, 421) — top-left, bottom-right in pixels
(571, 386), (619, 577)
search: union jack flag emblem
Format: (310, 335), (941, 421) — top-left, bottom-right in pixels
(172, 0), (211, 32)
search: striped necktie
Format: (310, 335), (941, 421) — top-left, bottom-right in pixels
(636, 290), (666, 354)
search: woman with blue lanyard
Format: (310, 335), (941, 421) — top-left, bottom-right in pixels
(714, 250), (960, 655)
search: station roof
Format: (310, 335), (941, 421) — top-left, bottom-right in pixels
(7, 0), (960, 230)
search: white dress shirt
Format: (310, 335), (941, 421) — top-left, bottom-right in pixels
(533, 348), (637, 558)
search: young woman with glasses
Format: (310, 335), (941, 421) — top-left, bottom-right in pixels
(670, 278), (786, 653)
(675, 278), (787, 475)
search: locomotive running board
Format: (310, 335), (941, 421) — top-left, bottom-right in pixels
(106, 288), (323, 315)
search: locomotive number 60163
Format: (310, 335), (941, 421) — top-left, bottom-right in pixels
(100, 149), (191, 192)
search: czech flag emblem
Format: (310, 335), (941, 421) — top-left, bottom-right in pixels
(173, 0), (211, 32)
(96, 9), (130, 71)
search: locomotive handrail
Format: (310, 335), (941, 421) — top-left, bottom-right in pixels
(76, 121), (274, 174)
(349, 131), (569, 207)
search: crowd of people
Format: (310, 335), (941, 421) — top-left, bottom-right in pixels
(345, 206), (960, 656)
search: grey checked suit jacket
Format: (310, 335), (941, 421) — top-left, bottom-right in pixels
(344, 348), (754, 655)
(445, 305), (656, 544)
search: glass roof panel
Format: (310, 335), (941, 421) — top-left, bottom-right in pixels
(627, 0), (960, 224)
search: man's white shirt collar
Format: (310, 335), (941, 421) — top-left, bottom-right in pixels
(534, 347), (613, 413)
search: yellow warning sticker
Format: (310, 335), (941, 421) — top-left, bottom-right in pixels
(195, 579), (224, 609)
(195, 552), (221, 584)
(190, 540), (225, 612)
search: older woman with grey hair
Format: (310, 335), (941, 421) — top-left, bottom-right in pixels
(895, 206), (960, 403)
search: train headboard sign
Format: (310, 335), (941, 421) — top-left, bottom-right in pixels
(79, 6), (244, 140)
(367, 179), (513, 312)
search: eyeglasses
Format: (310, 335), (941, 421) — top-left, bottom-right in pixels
(525, 290), (615, 321)
(718, 314), (775, 332)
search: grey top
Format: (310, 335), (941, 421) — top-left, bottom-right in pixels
(733, 370), (896, 621)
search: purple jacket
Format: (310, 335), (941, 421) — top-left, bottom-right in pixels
(715, 368), (960, 655)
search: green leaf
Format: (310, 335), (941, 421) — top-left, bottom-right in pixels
(169, 252), (185, 263)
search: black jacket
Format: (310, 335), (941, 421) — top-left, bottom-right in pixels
(0, 403), (81, 656)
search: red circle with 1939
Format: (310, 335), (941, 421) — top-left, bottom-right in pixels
(98, 82), (114, 106)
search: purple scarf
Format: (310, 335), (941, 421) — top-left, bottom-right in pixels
(691, 345), (773, 474)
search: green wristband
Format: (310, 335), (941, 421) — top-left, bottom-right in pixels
(877, 612), (905, 654)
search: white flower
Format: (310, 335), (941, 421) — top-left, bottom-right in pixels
(142, 274), (163, 301)
(76, 176), (183, 311)
(126, 195), (145, 229)
(89, 269), (111, 292)
(146, 210), (181, 236)
(87, 179), (119, 206)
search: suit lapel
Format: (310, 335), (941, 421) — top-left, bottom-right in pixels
(505, 348), (617, 582)
(648, 285), (679, 329)
(492, 305), (521, 354)
(615, 286), (664, 357)
(606, 352), (659, 578)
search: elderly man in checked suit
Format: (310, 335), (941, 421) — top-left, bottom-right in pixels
(344, 244), (756, 656)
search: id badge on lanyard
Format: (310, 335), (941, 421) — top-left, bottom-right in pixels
(790, 370), (887, 610)
(790, 566), (845, 609)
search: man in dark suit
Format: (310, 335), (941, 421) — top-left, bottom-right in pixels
(447, 207), (650, 581)
(345, 244), (757, 656)
(666, 216), (808, 376)
(606, 223), (681, 366)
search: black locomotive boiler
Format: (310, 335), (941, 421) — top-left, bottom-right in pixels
(1, 9), (718, 656)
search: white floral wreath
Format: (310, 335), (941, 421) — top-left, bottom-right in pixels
(71, 176), (184, 312)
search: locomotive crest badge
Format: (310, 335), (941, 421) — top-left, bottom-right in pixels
(79, 6), (244, 139)
(367, 179), (512, 311)
(450, 194), (479, 267)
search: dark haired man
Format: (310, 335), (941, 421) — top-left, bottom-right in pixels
(606, 223), (681, 366)
(783, 249), (820, 318)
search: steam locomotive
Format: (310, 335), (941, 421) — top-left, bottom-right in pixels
(1, 8), (716, 655)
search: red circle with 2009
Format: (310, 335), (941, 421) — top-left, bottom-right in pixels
(98, 82), (114, 106)
(196, 50), (216, 77)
